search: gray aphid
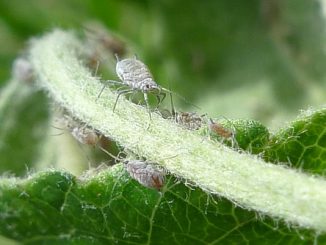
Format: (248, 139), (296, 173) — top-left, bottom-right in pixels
(99, 55), (169, 119)
(56, 115), (101, 146)
(71, 126), (100, 146)
(104, 150), (165, 190)
(124, 160), (165, 190)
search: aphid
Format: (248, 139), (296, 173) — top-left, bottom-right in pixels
(104, 150), (165, 191)
(98, 55), (170, 119)
(169, 92), (204, 130)
(174, 112), (204, 130)
(52, 113), (113, 169)
(124, 160), (165, 190)
(54, 114), (103, 146)
(71, 126), (101, 146)
(208, 118), (234, 139)
(12, 57), (34, 83)
(207, 118), (238, 147)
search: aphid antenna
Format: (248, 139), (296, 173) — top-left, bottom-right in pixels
(83, 22), (117, 40)
(51, 125), (64, 131)
(208, 118), (215, 125)
(50, 125), (67, 137)
(96, 79), (124, 100)
(51, 117), (97, 169)
(143, 92), (152, 121)
(208, 116), (231, 128)
(169, 89), (176, 118)
(83, 24), (102, 36)
(114, 53), (120, 62)
(93, 60), (100, 78)
(98, 146), (127, 165)
(161, 87), (201, 111)
(104, 142), (179, 167)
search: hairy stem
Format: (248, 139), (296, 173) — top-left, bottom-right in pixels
(29, 29), (326, 232)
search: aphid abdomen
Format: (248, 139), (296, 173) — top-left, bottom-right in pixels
(209, 123), (233, 138)
(124, 160), (165, 190)
(208, 119), (234, 139)
(116, 58), (157, 91)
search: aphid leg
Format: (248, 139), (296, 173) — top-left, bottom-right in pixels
(162, 87), (200, 110)
(143, 92), (152, 120)
(94, 60), (100, 77)
(155, 92), (166, 109)
(50, 125), (65, 136)
(97, 79), (124, 99)
(113, 89), (133, 112)
(168, 91), (176, 118)
(97, 84), (107, 99)
(128, 90), (139, 103)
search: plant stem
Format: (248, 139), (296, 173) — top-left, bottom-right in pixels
(29, 29), (326, 233)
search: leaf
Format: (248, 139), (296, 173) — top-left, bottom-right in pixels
(0, 166), (324, 244)
(264, 109), (326, 175)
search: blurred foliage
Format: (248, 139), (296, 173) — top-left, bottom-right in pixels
(1, 0), (326, 243)
(0, 0), (325, 123)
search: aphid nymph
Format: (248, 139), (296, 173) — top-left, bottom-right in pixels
(98, 55), (170, 119)
(207, 118), (238, 148)
(104, 150), (165, 191)
(208, 118), (234, 139)
(174, 112), (203, 130)
(169, 92), (204, 130)
(71, 126), (101, 146)
(12, 57), (34, 83)
(124, 160), (165, 190)
(54, 115), (102, 146)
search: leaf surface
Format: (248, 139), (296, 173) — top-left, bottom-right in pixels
(0, 166), (324, 244)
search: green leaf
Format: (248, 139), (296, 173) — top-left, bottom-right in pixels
(0, 167), (324, 244)
(264, 109), (326, 175)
